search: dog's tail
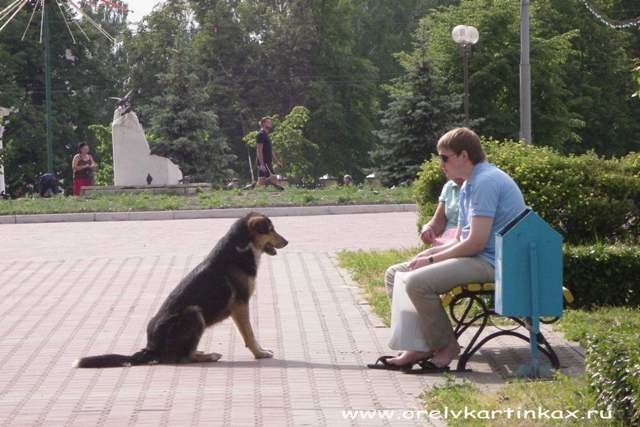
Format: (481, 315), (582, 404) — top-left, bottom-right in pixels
(73, 349), (157, 368)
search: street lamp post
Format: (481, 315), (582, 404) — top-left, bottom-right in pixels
(520, 0), (532, 144)
(452, 25), (479, 127)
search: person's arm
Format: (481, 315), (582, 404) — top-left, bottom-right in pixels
(409, 216), (493, 270)
(89, 155), (97, 170)
(256, 143), (265, 170)
(72, 154), (80, 173)
(420, 202), (447, 244)
(412, 233), (459, 259)
(272, 151), (282, 168)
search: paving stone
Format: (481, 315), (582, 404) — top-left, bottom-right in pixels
(0, 212), (583, 426)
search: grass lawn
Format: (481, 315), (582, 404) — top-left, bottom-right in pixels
(337, 247), (418, 326)
(0, 185), (414, 215)
(337, 248), (638, 426)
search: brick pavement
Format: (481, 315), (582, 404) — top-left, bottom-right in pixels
(0, 212), (584, 426)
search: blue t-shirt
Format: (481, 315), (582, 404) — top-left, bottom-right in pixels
(438, 180), (461, 229)
(458, 161), (526, 266)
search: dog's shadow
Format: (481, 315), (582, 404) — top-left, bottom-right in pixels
(186, 358), (365, 371)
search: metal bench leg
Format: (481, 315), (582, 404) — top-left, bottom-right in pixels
(453, 296), (491, 372)
(456, 329), (560, 371)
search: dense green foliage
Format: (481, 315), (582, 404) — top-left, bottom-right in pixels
(418, 0), (640, 154)
(415, 139), (640, 244)
(372, 56), (462, 185)
(87, 124), (113, 186)
(564, 245), (640, 309)
(1, 0), (639, 194)
(0, 1), (127, 194)
(586, 334), (640, 425)
(561, 307), (640, 425)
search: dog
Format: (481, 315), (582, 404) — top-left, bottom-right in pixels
(74, 212), (288, 368)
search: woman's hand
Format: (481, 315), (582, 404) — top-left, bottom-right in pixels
(415, 247), (437, 259)
(420, 224), (437, 244)
(408, 256), (431, 271)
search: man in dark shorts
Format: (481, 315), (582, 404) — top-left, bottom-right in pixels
(256, 117), (284, 191)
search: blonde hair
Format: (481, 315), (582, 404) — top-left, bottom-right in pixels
(437, 127), (485, 164)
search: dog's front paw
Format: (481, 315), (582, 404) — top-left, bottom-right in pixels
(253, 348), (274, 359)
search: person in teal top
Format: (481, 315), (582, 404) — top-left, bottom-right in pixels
(385, 176), (463, 298)
(440, 180), (460, 229)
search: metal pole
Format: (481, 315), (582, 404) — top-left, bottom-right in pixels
(44, 0), (54, 172)
(520, 0), (532, 144)
(463, 44), (470, 127)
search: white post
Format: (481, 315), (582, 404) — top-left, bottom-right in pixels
(0, 107), (11, 196)
(520, 0), (532, 144)
(0, 124), (5, 195)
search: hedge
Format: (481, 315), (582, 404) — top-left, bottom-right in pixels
(586, 331), (640, 425)
(414, 139), (640, 244)
(564, 245), (640, 309)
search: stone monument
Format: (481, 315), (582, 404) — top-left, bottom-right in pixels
(111, 106), (182, 186)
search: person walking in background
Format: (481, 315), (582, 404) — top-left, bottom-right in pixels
(72, 142), (97, 196)
(256, 117), (284, 191)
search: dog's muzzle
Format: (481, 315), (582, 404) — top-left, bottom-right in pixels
(264, 234), (288, 256)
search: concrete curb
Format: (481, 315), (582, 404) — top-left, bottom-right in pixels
(0, 203), (417, 225)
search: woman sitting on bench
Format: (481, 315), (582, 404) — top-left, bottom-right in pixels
(383, 173), (463, 299)
(370, 127), (527, 373)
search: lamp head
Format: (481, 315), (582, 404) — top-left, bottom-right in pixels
(452, 25), (479, 45)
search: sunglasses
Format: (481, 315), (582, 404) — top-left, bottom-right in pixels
(438, 153), (457, 163)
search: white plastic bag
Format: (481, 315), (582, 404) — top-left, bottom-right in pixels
(388, 272), (431, 352)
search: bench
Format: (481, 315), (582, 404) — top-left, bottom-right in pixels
(440, 283), (574, 372)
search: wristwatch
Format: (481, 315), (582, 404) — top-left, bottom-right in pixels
(428, 256), (435, 264)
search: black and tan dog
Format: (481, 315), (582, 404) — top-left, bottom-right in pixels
(74, 212), (288, 368)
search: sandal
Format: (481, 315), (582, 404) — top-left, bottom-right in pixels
(404, 359), (450, 374)
(367, 355), (413, 371)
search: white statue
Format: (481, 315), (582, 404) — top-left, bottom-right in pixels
(111, 106), (182, 186)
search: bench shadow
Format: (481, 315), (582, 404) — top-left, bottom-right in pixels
(469, 344), (585, 380)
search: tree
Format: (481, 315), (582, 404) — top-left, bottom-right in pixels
(123, 0), (234, 185)
(88, 124), (113, 185)
(416, 0), (640, 154)
(306, 0), (379, 180)
(372, 54), (462, 186)
(190, 0), (318, 179)
(350, 0), (458, 104)
(147, 53), (234, 184)
(532, 0), (640, 155)
(421, 0), (582, 150)
(0, 1), (127, 194)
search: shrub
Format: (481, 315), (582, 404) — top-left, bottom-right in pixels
(414, 139), (640, 243)
(621, 152), (640, 176)
(564, 245), (640, 309)
(586, 331), (640, 425)
(560, 307), (640, 425)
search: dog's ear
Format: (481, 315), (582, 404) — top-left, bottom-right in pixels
(247, 215), (270, 235)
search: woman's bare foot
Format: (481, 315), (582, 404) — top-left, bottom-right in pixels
(387, 350), (433, 366)
(429, 337), (460, 368)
